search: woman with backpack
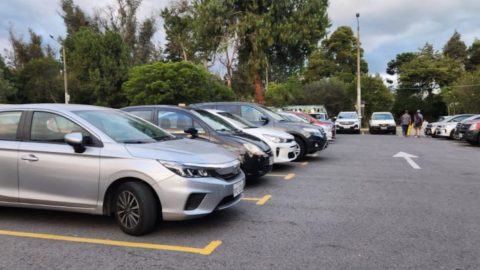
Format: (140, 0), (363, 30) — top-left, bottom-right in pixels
(413, 110), (423, 138)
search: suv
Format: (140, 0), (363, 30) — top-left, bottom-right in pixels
(121, 105), (273, 178)
(434, 114), (474, 139)
(455, 115), (480, 140)
(464, 120), (480, 145)
(191, 102), (328, 160)
(0, 105), (244, 236)
(279, 111), (334, 141)
(368, 112), (396, 135)
(335, 111), (360, 134)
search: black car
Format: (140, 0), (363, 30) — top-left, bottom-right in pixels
(190, 102), (328, 160)
(464, 120), (480, 145)
(455, 115), (480, 139)
(121, 106), (273, 178)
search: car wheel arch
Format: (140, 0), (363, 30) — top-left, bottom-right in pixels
(103, 177), (162, 217)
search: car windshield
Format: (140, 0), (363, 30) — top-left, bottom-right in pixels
(372, 114), (393, 120)
(261, 106), (286, 121)
(338, 113), (358, 119)
(192, 109), (237, 131)
(218, 112), (257, 129)
(282, 113), (310, 124)
(75, 110), (174, 143)
(310, 114), (325, 120)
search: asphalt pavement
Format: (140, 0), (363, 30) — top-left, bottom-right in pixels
(1, 133), (480, 270)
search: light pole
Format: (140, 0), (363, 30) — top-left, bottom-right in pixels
(49, 35), (69, 104)
(356, 13), (361, 128)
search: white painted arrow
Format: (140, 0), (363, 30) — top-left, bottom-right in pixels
(393, 152), (421, 169)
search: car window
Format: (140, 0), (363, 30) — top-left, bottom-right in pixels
(216, 105), (237, 114)
(157, 111), (204, 134)
(240, 106), (266, 122)
(372, 114), (393, 120)
(192, 109), (236, 131)
(450, 116), (470, 122)
(30, 112), (91, 144)
(338, 113), (358, 119)
(0, 111), (22, 140)
(128, 110), (152, 121)
(218, 111), (257, 128)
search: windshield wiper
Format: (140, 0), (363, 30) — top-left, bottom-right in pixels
(215, 129), (234, 132)
(122, 140), (152, 144)
(156, 136), (179, 141)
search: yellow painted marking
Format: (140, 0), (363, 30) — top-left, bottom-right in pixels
(285, 173), (295, 180)
(311, 154), (318, 157)
(266, 173), (295, 180)
(266, 174), (287, 177)
(301, 162), (308, 166)
(0, 230), (221, 255)
(256, 195), (272, 205)
(242, 195), (273, 205)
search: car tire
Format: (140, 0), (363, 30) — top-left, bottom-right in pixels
(293, 136), (307, 161)
(447, 130), (455, 140)
(114, 181), (158, 236)
(369, 127), (373, 134)
(453, 132), (461, 140)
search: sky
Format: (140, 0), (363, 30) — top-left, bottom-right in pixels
(1, 0), (480, 84)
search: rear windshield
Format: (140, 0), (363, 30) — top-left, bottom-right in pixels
(372, 114), (393, 120)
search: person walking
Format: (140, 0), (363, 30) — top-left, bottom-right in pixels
(413, 110), (424, 138)
(400, 110), (411, 137)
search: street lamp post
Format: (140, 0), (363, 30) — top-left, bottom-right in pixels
(356, 13), (361, 128)
(49, 35), (69, 104)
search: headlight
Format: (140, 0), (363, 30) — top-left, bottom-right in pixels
(303, 128), (321, 135)
(469, 124), (476, 130)
(320, 125), (331, 131)
(243, 143), (265, 157)
(263, 134), (287, 143)
(158, 161), (214, 178)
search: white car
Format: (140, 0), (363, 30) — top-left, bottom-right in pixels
(335, 111), (360, 134)
(368, 112), (396, 135)
(279, 112), (333, 141)
(206, 110), (298, 163)
(435, 114), (475, 139)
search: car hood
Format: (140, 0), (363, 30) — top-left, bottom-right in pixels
(125, 139), (238, 164)
(336, 119), (359, 123)
(370, 120), (395, 125)
(221, 132), (271, 152)
(242, 127), (294, 140)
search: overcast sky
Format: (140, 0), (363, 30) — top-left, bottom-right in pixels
(1, 0), (480, 82)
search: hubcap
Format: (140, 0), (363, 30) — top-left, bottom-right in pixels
(117, 191), (140, 229)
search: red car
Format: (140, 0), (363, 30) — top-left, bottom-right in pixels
(282, 111), (335, 138)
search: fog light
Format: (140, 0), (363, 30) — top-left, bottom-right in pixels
(315, 143), (318, 148)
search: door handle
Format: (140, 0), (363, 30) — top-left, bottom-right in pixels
(21, 155), (39, 162)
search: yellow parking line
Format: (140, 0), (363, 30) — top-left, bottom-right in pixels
(0, 230), (221, 255)
(311, 154), (318, 157)
(291, 162), (308, 165)
(285, 173), (295, 180)
(301, 162), (308, 166)
(266, 173), (295, 180)
(242, 195), (273, 205)
(266, 174), (286, 177)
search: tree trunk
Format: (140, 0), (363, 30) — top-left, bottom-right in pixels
(252, 68), (264, 104)
(226, 66), (232, 89)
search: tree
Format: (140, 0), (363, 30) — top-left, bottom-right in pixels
(442, 30), (467, 62)
(301, 78), (351, 117)
(9, 28), (48, 68)
(65, 29), (131, 107)
(59, 0), (96, 35)
(441, 69), (480, 114)
(304, 26), (368, 83)
(466, 39), (480, 72)
(265, 75), (303, 107)
(386, 52), (417, 76)
(124, 61), (234, 105)
(16, 58), (64, 103)
(0, 60), (16, 103)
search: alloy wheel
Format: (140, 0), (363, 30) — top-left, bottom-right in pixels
(117, 191), (140, 229)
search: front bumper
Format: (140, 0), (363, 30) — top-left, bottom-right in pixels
(435, 128), (449, 137)
(242, 152), (273, 178)
(371, 126), (396, 133)
(155, 172), (245, 221)
(424, 127), (436, 136)
(269, 141), (297, 163)
(465, 130), (480, 141)
(336, 124), (359, 132)
(306, 134), (328, 154)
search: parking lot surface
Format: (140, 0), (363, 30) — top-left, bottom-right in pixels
(1, 134), (479, 270)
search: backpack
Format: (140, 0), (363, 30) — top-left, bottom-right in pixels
(415, 116), (422, 125)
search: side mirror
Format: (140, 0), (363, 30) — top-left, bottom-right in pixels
(65, 132), (86, 153)
(333, 117), (337, 120)
(184, 127), (198, 138)
(260, 116), (269, 124)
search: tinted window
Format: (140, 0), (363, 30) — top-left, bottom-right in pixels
(30, 112), (90, 144)
(0, 111), (22, 140)
(216, 105), (237, 114)
(372, 114), (393, 120)
(192, 110), (236, 131)
(128, 110), (152, 121)
(450, 116), (470, 122)
(241, 106), (266, 122)
(218, 111), (257, 128)
(157, 111), (204, 133)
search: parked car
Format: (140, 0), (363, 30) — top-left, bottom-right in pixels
(425, 116), (453, 137)
(334, 111), (360, 134)
(434, 114), (474, 139)
(121, 105), (273, 178)
(309, 112), (334, 124)
(204, 109), (298, 163)
(0, 104), (245, 236)
(455, 115), (480, 140)
(191, 102), (328, 160)
(279, 111), (334, 141)
(368, 112), (396, 135)
(464, 120), (480, 145)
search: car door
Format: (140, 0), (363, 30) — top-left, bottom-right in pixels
(156, 110), (209, 140)
(18, 111), (100, 209)
(240, 105), (269, 127)
(0, 111), (24, 203)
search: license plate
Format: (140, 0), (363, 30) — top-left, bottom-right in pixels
(233, 180), (244, 197)
(381, 127), (387, 130)
(459, 133), (463, 138)
(269, 155), (274, 165)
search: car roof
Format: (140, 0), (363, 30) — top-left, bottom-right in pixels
(0, 104), (110, 112)
(191, 102), (264, 107)
(372, 112), (392, 114)
(122, 105), (196, 112)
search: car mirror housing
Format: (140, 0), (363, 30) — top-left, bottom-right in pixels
(184, 127), (199, 138)
(64, 132), (86, 153)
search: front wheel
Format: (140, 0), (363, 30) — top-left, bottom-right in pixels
(114, 182), (158, 236)
(448, 130), (455, 140)
(293, 137), (307, 161)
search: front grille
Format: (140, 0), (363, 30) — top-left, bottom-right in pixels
(185, 193), (206, 210)
(216, 195), (235, 209)
(342, 122), (354, 125)
(216, 171), (241, 181)
(288, 152), (295, 159)
(456, 123), (462, 129)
